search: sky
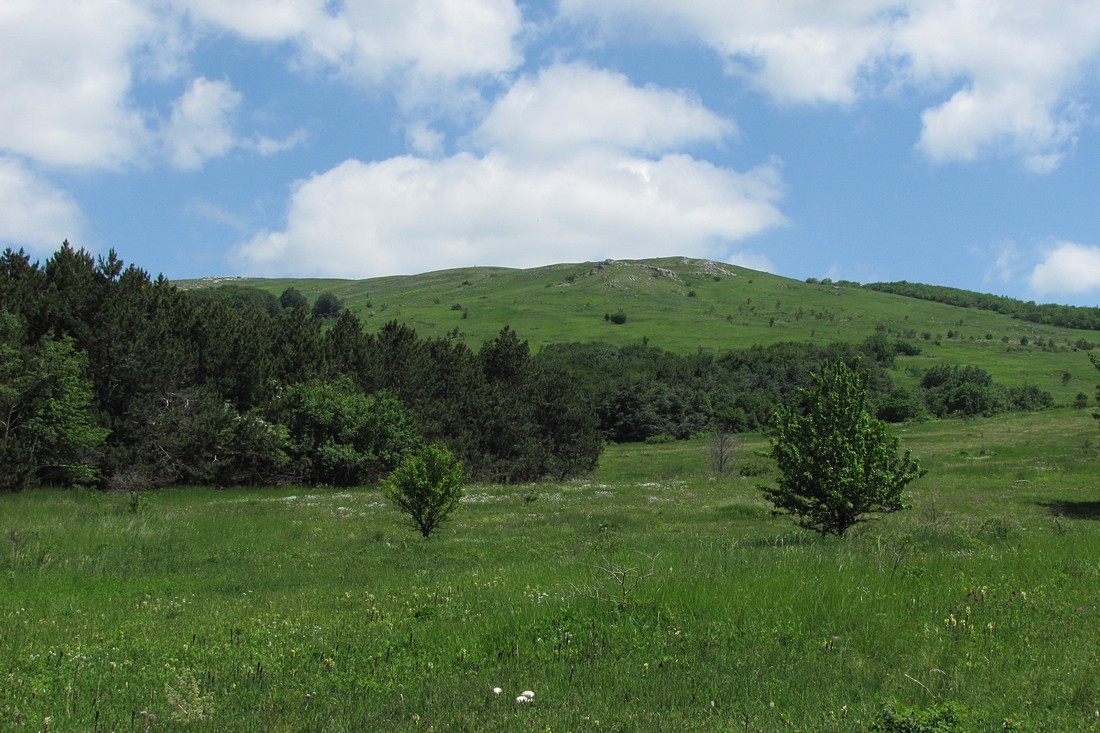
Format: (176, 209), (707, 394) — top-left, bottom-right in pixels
(3, 1), (1100, 306)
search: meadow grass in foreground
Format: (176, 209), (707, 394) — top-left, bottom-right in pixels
(2, 409), (1099, 731)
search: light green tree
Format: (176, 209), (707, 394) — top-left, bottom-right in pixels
(384, 444), (466, 538)
(761, 360), (926, 537)
(0, 312), (107, 491)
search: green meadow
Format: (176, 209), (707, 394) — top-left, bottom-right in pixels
(3, 408), (1098, 731)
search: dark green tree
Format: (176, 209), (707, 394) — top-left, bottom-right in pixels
(761, 361), (926, 537)
(311, 291), (344, 320)
(384, 443), (466, 538)
(279, 287), (308, 311)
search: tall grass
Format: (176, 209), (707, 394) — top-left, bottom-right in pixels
(2, 409), (1098, 730)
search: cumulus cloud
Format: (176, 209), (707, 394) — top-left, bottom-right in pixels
(561, 0), (1100, 171)
(162, 78), (243, 170)
(181, 0), (523, 99)
(236, 152), (785, 278)
(0, 0), (158, 168)
(559, 0), (898, 105)
(1029, 241), (1100, 295)
(475, 63), (735, 156)
(236, 65), (784, 278)
(0, 156), (85, 254)
(899, 0), (1098, 170)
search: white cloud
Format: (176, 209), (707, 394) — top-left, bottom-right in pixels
(406, 122), (446, 158)
(247, 129), (310, 157)
(236, 152), (784, 277)
(475, 63), (735, 156)
(985, 241), (1022, 285)
(182, 0), (523, 102)
(0, 0), (159, 168)
(237, 66), (783, 277)
(0, 156), (85, 254)
(1029, 241), (1100, 295)
(559, 0), (898, 105)
(162, 77), (243, 170)
(898, 0), (1099, 170)
(561, 0), (1100, 171)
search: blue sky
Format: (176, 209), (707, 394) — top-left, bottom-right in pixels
(3, 1), (1100, 306)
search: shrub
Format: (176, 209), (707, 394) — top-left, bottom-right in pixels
(270, 379), (418, 487)
(384, 444), (467, 539)
(870, 702), (977, 732)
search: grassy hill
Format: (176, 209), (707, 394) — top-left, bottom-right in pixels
(179, 257), (1100, 407)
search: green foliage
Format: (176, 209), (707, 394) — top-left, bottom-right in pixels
(870, 702), (977, 732)
(866, 280), (1100, 330)
(761, 361), (926, 537)
(605, 309), (627, 324)
(270, 379), (419, 487)
(1093, 352), (1100, 426)
(279, 286), (308, 310)
(123, 389), (290, 487)
(875, 387), (926, 423)
(185, 283), (281, 315)
(0, 312), (107, 491)
(312, 291), (344, 320)
(383, 443), (466, 538)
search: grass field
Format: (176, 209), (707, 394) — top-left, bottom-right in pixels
(3, 408), (1099, 731)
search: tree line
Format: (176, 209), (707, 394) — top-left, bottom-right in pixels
(535, 333), (1056, 444)
(1, 244), (1063, 493)
(0, 244), (600, 491)
(860, 280), (1100, 332)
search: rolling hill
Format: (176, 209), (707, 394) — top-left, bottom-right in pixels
(179, 256), (1100, 407)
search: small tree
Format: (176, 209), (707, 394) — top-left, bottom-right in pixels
(760, 360), (926, 537)
(312, 291), (344, 320)
(384, 444), (466, 539)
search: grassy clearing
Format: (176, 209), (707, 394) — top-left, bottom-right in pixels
(2, 409), (1099, 731)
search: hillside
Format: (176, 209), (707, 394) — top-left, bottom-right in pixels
(180, 257), (1100, 407)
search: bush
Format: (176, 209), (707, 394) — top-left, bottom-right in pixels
(311, 291), (344, 320)
(870, 702), (977, 732)
(605, 310), (627, 324)
(384, 444), (467, 539)
(270, 380), (419, 486)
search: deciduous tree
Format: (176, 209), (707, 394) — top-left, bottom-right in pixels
(384, 444), (466, 538)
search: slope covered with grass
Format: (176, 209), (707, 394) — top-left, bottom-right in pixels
(181, 257), (1100, 408)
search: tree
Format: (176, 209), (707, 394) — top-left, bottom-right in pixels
(384, 444), (466, 538)
(761, 360), (926, 538)
(269, 379), (419, 487)
(0, 312), (107, 491)
(312, 291), (344, 320)
(279, 287), (308, 311)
